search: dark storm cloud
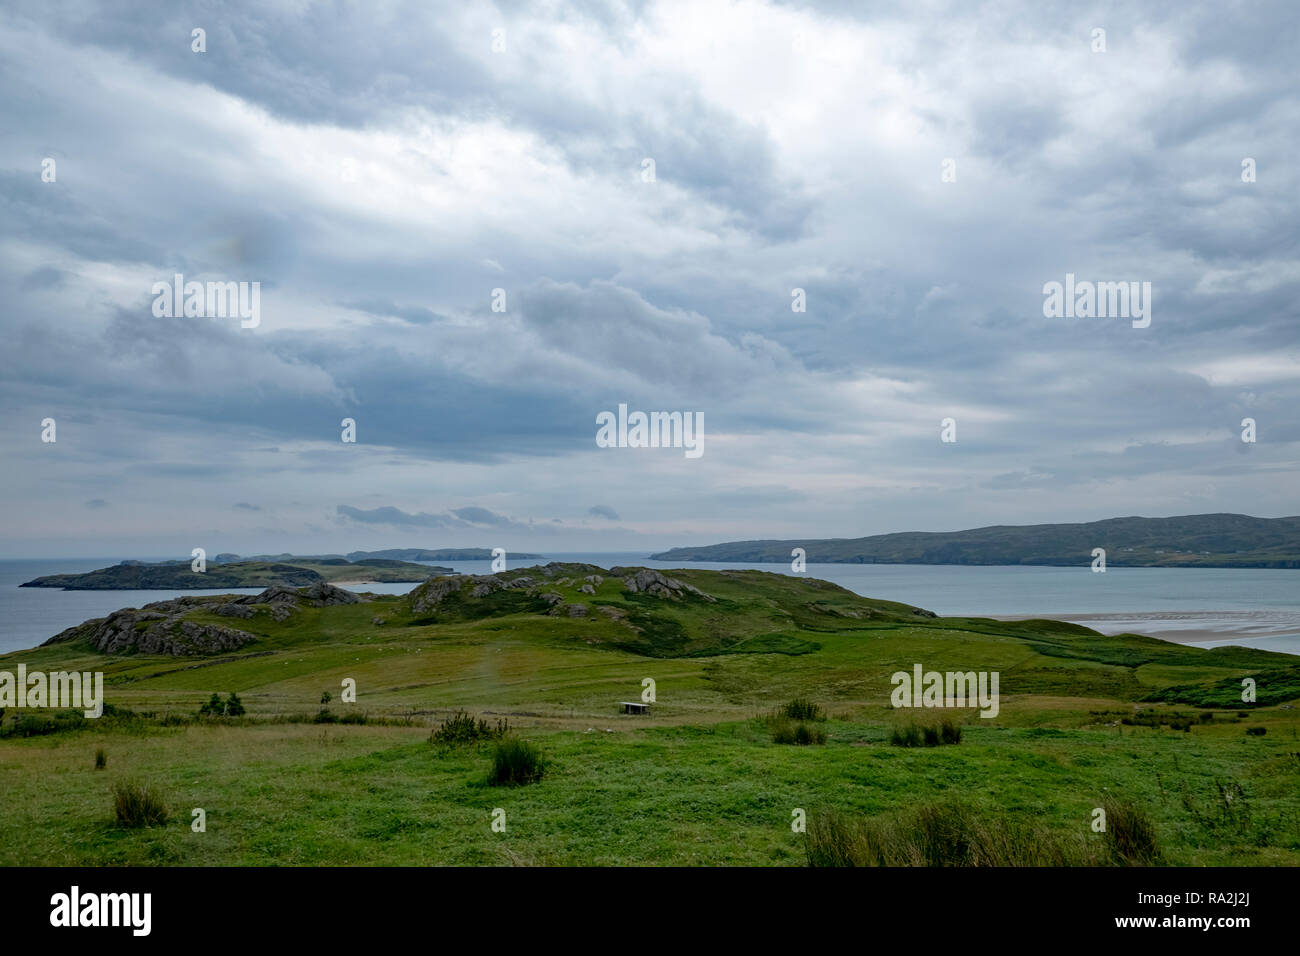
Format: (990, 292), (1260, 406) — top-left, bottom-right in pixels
(337, 505), (529, 531)
(1, 0), (1296, 553)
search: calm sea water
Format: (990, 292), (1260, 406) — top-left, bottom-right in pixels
(2, 553), (1298, 656)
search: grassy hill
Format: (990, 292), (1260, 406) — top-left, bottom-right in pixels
(2, 563), (1297, 866)
(651, 513), (1300, 568)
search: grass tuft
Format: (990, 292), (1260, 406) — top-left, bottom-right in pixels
(488, 737), (547, 786)
(112, 781), (169, 828)
(806, 800), (1146, 867)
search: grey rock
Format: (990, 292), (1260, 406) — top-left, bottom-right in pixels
(612, 568), (714, 602)
(47, 607), (255, 656)
(215, 603), (255, 618)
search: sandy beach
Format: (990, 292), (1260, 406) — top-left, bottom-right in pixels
(993, 609), (1300, 650)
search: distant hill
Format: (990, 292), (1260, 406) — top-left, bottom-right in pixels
(650, 514), (1300, 568)
(21, 557), (451, 590)
(344, 548), (544, 561)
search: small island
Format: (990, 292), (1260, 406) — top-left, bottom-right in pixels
(20, 557), (453, 590)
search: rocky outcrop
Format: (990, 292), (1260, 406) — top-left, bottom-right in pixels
(235, 582), (363, 608)
(41, 581), (368, 655)
(410, 576), (464, 612)
(549, 603), (588, 618)
(215, 603), (256, 618)
(409, 571), (548, 613)
(609, 567), (715, 602)
(45, 607), (256, 656)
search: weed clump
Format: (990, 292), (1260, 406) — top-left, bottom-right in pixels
(430, 710), (510, 746)
(112, 781), (169, 828)
(806, 799), (1158, 867)
(488, 737), (547, 786)
(781, 698), (825, 722)
(198, 692), (245, 718)
(1100, 798), (1162, 865)
(890, 716), (962, 747)
(763, 700), (827, 745)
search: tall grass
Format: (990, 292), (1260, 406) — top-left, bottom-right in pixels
(782, 699), (825, 722)
(488, 737), (547, 786)
(1101, 798), (1161, 865)
(889, 716), (962, 747)
(112, 781), (169, 828)
(806, 800), (1159, 866)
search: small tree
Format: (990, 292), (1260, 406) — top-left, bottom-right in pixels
(225, 693), (246, 717)
(199, 693), (224, 717)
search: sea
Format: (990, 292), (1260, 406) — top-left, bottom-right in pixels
(2, 554), (1298, 657)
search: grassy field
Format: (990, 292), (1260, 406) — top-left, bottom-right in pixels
(2, 564), (1298, 866)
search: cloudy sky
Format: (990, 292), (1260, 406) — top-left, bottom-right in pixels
(1, 0), (1297, 558)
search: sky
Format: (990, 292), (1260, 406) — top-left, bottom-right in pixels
(1, 0), (1297, 559)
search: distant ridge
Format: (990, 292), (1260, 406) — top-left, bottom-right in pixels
(214, 548), (543, 563)
(650, 514), (1300, 568)
(344, 548), (544, 561)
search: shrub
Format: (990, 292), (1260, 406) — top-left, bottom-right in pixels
(488, 737), (547, 786)
(198, 693), (244, 718)
(0, 711), (85, 738)
(1246, 726), (1267, 736)
(431, 710), (509, 746)
(922, 725), (941, 747)
(94, 748), (107, 770)
(112, 781), (169, 828)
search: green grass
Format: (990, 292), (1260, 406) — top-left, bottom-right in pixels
(1, 563), (1297, 865)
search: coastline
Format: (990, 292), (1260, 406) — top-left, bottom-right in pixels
(992, 610), (1300, 653)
